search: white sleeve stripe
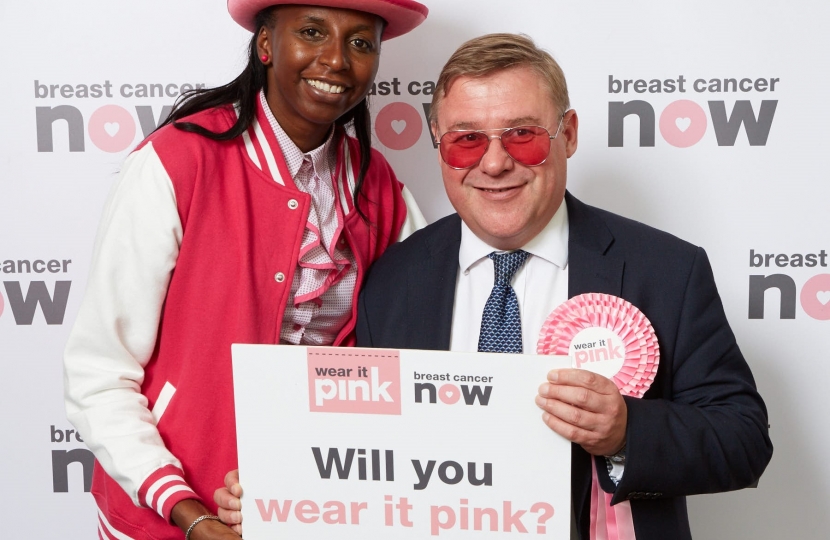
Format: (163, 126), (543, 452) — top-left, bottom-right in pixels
(252, 117), (283, 185)
(150, 381), (176, 425)
(98, 507), (136, 540)
(155, 484), (196, 516)
(144, 474), (185, 506)
(398, 186), (428, 241)
(241, 129), (262, 170)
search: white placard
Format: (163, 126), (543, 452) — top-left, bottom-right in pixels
(232, 345), (571, 538)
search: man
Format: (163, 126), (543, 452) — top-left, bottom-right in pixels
(215, 33), (771, 539)
(354, 33), (772, 539)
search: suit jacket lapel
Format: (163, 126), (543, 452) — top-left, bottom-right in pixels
(566, 192), (624, 298)
(405, 214), (462, 350)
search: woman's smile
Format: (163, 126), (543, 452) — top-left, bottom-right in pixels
(304, 78), (347, 94)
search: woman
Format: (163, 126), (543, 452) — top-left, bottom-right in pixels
(63, 1), (428, 539)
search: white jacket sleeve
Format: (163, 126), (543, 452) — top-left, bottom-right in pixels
(64, 142), (197, 515)
(397, 185), (428, 241)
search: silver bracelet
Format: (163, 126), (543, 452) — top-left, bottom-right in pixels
(185, 514), (221, 540)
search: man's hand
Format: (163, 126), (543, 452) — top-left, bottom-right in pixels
(213, 469), (244, 535)
(535, 368), (627, 456)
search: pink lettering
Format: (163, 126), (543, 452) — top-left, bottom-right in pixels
(350, 501), (368, 524)
(474, 507), (499, 531)
(431, 505), (456, 536)
(608, 338), (623, 359)
(502, 501), (528, 533)
(322, 501), (346, 524)
(295, 500), (319, 523)
(426, 500), (551, 534)
(255, 499), (292, 522)
(254, 498), (365, 525)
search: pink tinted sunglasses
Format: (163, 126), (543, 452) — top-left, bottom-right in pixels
(438, 117), (565, 169)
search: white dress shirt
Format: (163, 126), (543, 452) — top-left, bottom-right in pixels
(450, 203), (569, 353)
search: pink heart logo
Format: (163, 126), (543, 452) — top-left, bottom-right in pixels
(391, 120), (407, 134)
(438, 384), (460, 404)
(675, 117), (691, 132)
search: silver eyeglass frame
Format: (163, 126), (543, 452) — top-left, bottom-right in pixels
(436, 115), (566, 170)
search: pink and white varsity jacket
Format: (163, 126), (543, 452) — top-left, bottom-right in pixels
(64, 101), (424, 539)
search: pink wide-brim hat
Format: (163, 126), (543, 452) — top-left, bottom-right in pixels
(228, 0), (428, 40)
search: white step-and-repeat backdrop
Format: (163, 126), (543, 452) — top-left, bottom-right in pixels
(1, 0), (825, 537)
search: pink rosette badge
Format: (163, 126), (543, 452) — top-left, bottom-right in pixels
(537, 293), (659, 398)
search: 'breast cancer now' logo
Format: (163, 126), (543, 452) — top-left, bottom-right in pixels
(607, 74), (779, 147)
(307, 348), (401, 415)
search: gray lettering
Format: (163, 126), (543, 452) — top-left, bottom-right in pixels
(412, 459), (435, 490)
(437, 461), (464, 485)
(748, 274), (796, 319)
(709, 100), (777, 146)
(52, 449), (94, 492)
(608, 101), (655, 147)
(36, 106), (85, 152)
(136, 105), (173, 138)
(467, 462), (493, 486)
(414, 382), (436, 403)
(3, 281), (71, 324)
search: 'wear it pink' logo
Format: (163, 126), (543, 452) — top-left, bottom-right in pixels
(307, 348), (401, 415)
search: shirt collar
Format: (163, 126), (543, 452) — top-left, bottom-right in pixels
(458, 200), (569, 273)
(259, 90), (336, 179)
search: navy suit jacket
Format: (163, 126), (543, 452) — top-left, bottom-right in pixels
(356, 192), (772, 540)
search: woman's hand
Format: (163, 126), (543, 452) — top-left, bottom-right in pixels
(213, 469), (244, 535)
(170, 499), (240, 539)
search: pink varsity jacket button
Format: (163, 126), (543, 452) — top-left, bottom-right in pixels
(288, 199), (299, 210)
(274, 272), (286, 283)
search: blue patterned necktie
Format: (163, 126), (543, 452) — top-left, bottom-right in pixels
(478, 250), (529, 353)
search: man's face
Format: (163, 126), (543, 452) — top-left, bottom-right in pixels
(433, 66), (578, 251)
